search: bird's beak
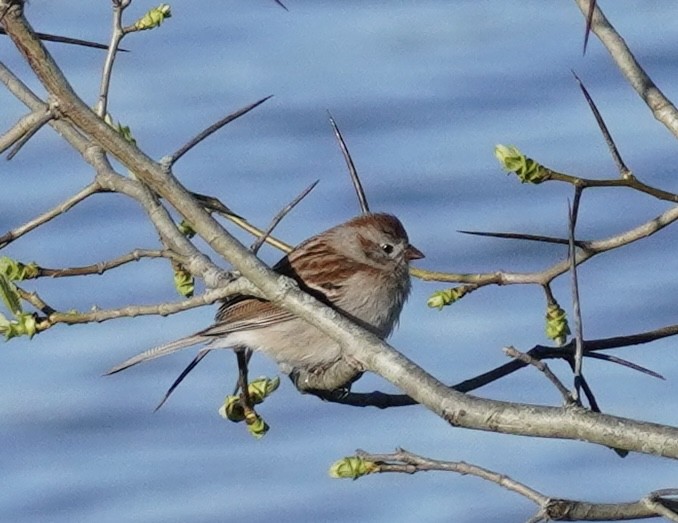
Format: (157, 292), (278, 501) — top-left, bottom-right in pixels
(405, 244), (425, 261)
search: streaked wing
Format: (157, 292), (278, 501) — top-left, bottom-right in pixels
(206, 241), (365, 338)
(274, 238), (368, 306)
(206, 296), (295, 336)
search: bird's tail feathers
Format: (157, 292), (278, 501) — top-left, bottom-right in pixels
(105, 334), (208, 375)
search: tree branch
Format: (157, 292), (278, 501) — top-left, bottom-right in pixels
(573, 0), (678, 140)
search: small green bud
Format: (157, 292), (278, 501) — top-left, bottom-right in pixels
(116, 123), (136, 146)
(495, 144), (548, 184)
(16, 312), (37, 339)
(0, 274), (22, 315)
(427, 285), (477, 310)
(248, 376), (280, 405)
(0, 257), (39, 281)
(134, 4), (172, 31)
(218, 395), (246, 422)
(177, 220), (196, 239)
(1, 312), (37, 340)
(329, 456), (379, 480)
(245, 411), (269, 439)
(545, 303), (571, 346)
(172, 265), (194, 297)
(104, 113), (136, 145)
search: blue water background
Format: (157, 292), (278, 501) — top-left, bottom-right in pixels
(1, 2), (677, 522)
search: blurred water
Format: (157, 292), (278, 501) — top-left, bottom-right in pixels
(1, 1), (677, 522)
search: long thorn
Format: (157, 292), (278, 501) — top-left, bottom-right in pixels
(251, 180), (319, 254)
(327, 111), (370, 214)
(167, 96), (273, 166)
(572, 71), (630, 177)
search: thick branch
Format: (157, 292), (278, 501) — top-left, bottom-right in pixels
(574, 0), (678, 139)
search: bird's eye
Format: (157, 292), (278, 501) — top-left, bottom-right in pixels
(380, 243), (394, 255)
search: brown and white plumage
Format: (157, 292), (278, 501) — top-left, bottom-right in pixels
(106, 213), (423, 392)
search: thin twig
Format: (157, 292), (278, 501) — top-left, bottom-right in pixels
(6, 107), (54, 160)
(543, 168), (677, 203)
(644, 489), (678, 522)
(327, 111), (370, 214)
(0, 107), (52, 156)
(33, 249), (181, 278)
(352, 449), (676, 518)
(504, 346), (573, 403)
(197, 184), (676, 287)
(25, 277), (258, 332)
(203, 199), (678, 286)
(15, 286), (56, 315)
(357, 448), (548, 505)
(164, 96), (273, 167)
(96, 2), (127, 117)
(0, 182), (101, 249)
(0, 61), (93, 159)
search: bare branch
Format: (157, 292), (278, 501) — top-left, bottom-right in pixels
(574, 0), (678, 140)
(95, 2), (127, 117)
(0, 106), (52, 156)
(197, 193), (294, 253)
(32, 249), (182, 278)
(5, 107), (54, 160)
(545, 169), (677, 203)
(643, 490), (678, 522)
(355, 448), (678, 520)
(357, 448), (548, 506)
(24, 277), (257, 331)
(0, 182), (101, 249)
(504, 346), (573, 404)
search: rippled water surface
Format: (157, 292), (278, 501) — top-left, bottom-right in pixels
(1, 2), (677, 522)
